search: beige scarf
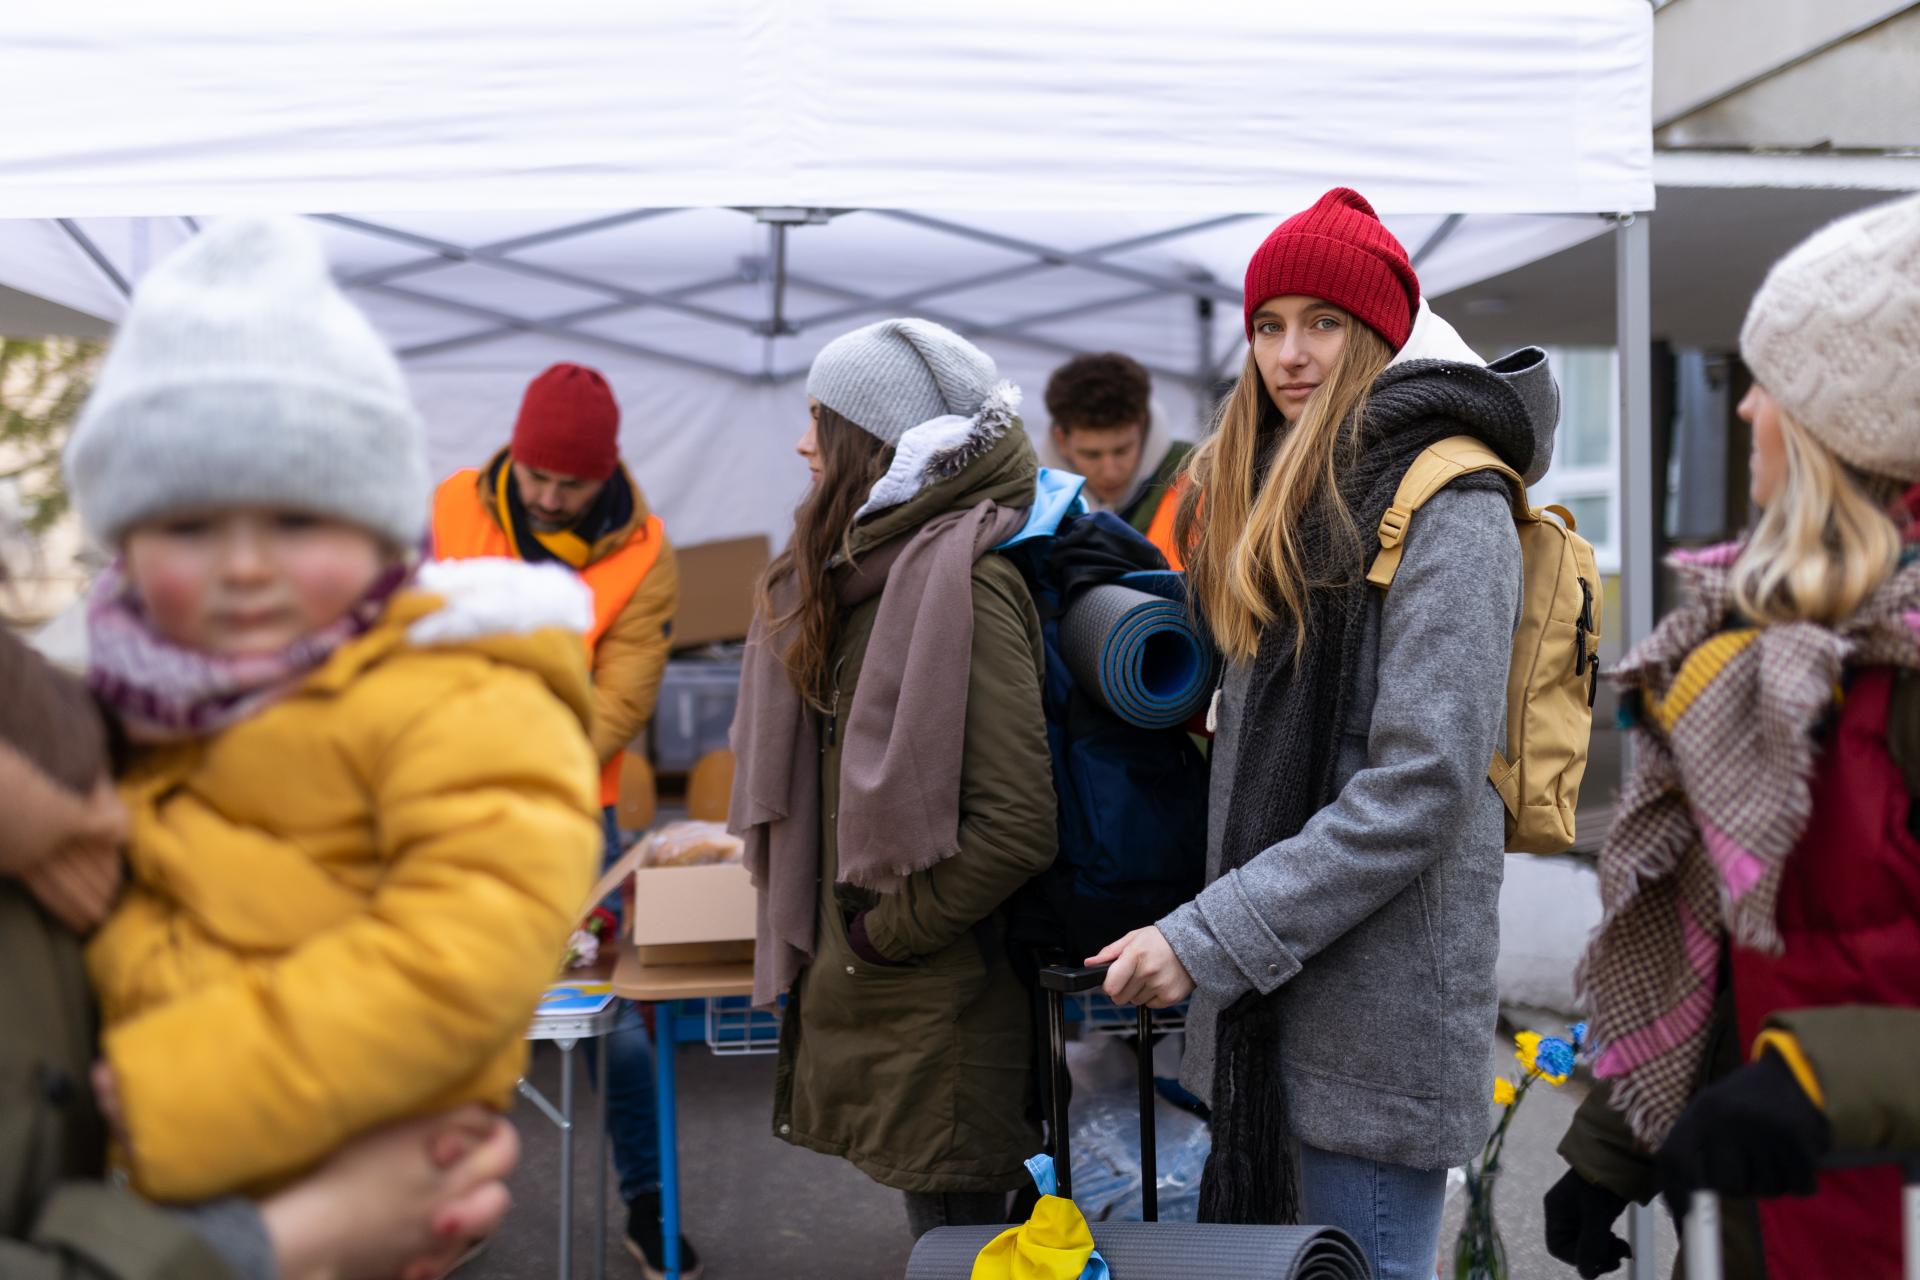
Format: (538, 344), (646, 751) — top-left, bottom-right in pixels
(729, 501), (1027, 1006)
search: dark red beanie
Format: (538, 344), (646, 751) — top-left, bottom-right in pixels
(510, 363), (620, 481)
(1242, 188), (1420, 350)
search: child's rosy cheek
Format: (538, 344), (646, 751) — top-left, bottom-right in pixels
(132, 566), (205, 632)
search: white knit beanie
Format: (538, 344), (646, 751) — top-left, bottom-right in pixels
(66, 216), (429, 548)
(1739, 191), (1920, 482)
(806, 318), (1000, 445)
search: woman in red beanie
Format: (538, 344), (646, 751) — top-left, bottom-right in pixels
(1090, 189), (1562, 1277)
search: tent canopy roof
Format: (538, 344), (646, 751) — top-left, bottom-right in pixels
(0, 2), (1652, 550)
(3, 1), (1651, 219)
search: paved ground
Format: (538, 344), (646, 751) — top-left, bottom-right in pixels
(470, 1026), (1677, 1279)
(468, 1040), (913, 1280)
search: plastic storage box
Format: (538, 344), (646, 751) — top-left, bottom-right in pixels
(649, 659), (742, 773)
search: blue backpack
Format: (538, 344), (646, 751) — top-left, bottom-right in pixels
(996, 471), (1211, 965)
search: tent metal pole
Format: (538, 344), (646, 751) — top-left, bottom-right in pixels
(319, 214), (758, 332)
(781, 270), (1205, 389)
(1610, 209), (1662, 1280)
(55, 218), (130, 298)
(1410, 213), (1465, 269)
(1195, 292), (1217, 425)
(767, 221), (792, 337)
(990, 286), (1164, 332)
(395, 274), (753, 360)
(791, 213), (1258, 331)
(333, 210), (678, 289)
(1615, 212), (1657, 649)
(366, 282), (761, 384)
(871, 210), (1244, 303)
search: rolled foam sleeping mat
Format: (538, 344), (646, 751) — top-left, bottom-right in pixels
(905, 1221), (1372, 1280)
(1059, 580), (1216, 730)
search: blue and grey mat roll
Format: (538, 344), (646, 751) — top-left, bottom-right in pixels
(907, 1221), (1373, 1280)
(1058, 572), (1218, 730)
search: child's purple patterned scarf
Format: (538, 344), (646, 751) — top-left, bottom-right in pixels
(86, 561), (410, 744)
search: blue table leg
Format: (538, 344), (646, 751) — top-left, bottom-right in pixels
(558, 1041), (575, 1280)
(654, 1001), (681, 1280)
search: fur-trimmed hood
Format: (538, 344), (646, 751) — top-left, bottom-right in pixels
(846, 398), (1040, 562)
(856, 381), (1023, 519)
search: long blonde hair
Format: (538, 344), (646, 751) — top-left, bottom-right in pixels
(1731, 407), (1903, 626)
(1173, 324), (1394, 663)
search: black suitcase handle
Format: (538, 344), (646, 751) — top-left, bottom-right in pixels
(1038, 963), (1161, 1220)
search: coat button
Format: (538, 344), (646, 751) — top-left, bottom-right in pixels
(845, 965), (857, 976)
(779, 1123), (792, 1135)
(1266, 964), (1280, 977)
(39, 1067), (75, 1108)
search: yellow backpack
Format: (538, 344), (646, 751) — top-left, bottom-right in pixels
(1366, 436), (1603, 854)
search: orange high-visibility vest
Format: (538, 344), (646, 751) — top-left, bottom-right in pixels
(431, 469), (664, 807)
(1144, 475), (1188, 571)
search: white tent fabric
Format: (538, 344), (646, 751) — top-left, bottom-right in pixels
(5, 1), (1650, 218)
(0, 1), (1652, 549)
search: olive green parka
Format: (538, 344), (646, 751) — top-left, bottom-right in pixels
(771, 423), (1058, 1195)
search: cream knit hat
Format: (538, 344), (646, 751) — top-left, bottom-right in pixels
(1739, 192), (1920, 482)
(66, 216), (429, 547)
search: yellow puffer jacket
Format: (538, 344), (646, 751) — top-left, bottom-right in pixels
(86, 559), (602, 1202)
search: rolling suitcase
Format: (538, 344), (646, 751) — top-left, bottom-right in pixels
(1680, 1154), (1920, 1280)
(905, 964), (1373, 1280)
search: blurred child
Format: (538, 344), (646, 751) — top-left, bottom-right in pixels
(64, 216), (602, 1202)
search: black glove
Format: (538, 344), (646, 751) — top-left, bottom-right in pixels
(1657, 1050), (1831, 1220)
(1544, 1169), (1633, 1278)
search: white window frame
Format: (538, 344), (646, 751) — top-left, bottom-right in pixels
(1528, 346), (1621, 575)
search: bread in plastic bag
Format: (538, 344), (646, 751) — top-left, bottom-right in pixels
(640, 820), (744, 868)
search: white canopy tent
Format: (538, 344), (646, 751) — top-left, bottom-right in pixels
(0, 0), (1656, 631)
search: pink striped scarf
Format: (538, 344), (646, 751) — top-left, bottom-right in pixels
(1578, 538), (1920, 1145)
(86, 561), (409, 744)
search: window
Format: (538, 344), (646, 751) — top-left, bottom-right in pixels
(1529, 348), (1619, 573)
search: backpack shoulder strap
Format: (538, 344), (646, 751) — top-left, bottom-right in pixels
(1366, 436), (1530, 590)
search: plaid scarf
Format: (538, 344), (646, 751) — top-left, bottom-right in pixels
(1579, 537), (1920, 1146)
(87, 560), (409, 744)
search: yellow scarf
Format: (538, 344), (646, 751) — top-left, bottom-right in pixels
(495, 461), (593, 569)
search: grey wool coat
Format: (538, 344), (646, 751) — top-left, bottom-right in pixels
(1158, 347), (1560, 1172)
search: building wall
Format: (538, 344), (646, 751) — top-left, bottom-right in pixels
(1655, 0), (1920, 149)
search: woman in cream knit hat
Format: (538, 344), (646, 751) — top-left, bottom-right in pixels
(1551, 192), (1920, 1280)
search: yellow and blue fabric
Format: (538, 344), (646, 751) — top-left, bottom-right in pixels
(971, 1154), (1110, 1280)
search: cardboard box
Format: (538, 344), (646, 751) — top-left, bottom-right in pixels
(628, 862), (757, 963)
(633, 939), (753, 967)
(670, 535), (771, 650)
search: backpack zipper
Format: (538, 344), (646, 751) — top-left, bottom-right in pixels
(1575, 579), (1600, 707)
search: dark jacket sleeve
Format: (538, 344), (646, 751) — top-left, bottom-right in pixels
(0, 632), (247, 1280)
(1766, 1006), (1920, 1154)
(1557, 1079), (1661, 1205)
(860, 558), (1057, 960)
(0, 1184), (245, 1280)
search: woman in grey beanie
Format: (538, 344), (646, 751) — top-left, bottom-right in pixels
(730, 319), (1058, 1235)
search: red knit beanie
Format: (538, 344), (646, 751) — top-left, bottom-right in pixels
(510, 362), (620, 481)
(1242, 188), (1420, 350)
